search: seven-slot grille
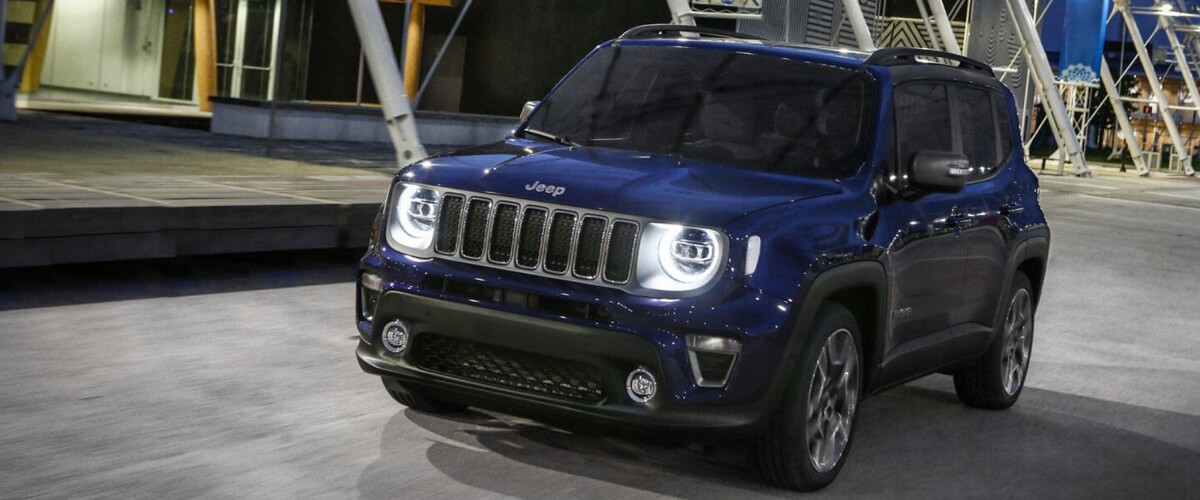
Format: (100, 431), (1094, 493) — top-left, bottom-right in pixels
(434, 192), (640, 285)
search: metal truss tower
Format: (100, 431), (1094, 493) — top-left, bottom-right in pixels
(666, 0), (1091, 176)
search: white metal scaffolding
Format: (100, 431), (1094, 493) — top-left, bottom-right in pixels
(1100, 0), (1198, 177)
(666, 0), (1092, 177)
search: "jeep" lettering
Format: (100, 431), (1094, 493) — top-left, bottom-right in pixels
(524, 181), (566, 197)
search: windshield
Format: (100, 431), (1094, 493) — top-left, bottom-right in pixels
(525, 45), (876, 179)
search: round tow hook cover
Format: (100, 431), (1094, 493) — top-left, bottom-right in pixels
(381, 320), (411, 354)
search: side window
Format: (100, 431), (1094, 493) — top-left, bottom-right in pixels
(953, 86), (1001, 178)
(894, 84), (953, 176)
(994, 93), (1015, 166)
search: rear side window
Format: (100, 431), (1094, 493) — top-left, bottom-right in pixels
(894, 84), (953, 171)
(995, 94), (1014, 167)
(894, 82), (1013, 182)
(954, 87), (1002, 178)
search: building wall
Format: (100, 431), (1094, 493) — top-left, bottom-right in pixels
(41, 0), (164, 98)
(448, 0), (670, 116)
(304, 0), (669, 116)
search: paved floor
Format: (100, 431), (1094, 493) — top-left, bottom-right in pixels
(1, 172), (1199, 498)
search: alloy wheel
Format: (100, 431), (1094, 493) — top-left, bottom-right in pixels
(1000, 288), (1033, 396)
(806, 328), (860, 473)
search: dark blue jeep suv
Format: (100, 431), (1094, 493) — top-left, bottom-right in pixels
(355, 25), (1050, 491)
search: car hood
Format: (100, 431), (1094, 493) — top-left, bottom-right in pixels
(398, 139), (843, 226)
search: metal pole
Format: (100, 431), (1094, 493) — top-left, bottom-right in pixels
(1156, 13), (1200, 175)
(266, 0), (288, 158)
(1116, 0), (1193, 176)
(926, 0), (962, 55)
(1161, 17), (1200, 114)
(1006, 0), (1091, 176)
(1100, 58), (1149, 175)
(0, 0), (13, 123)
(0, 0), (8, 84)
(414, 0), (473, 108)
(841, 0), (877, 51)
(346, 0), (427, 164)
(915, 0), (944, 51)
(666, 0), (697, 25)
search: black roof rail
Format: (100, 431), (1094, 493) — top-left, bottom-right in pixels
(618, 24), (765, 42)
(864, 47), (994, 76)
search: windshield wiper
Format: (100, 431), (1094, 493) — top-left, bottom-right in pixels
(524, 128), (580, 147)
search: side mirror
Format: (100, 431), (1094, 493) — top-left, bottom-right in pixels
(910, 150), (969, 193)
(520, 100), (541, 123)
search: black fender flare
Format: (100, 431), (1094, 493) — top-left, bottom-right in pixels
(763, 260), (889, 409)
(983, 233), (1050, 348)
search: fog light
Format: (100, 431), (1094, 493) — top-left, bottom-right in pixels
(381, 320), (411, 354)
(626, 367), (657, 403)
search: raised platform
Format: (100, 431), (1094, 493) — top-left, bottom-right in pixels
(209, 98), (517, 147)
(0, 112), (396, 268)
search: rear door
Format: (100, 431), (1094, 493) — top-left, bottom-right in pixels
(948, 85), (1019, 338)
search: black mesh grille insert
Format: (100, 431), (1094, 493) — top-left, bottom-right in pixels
(516, 207), (547, 268)
(461, 199), (491, 259)
(413, 333), (605, 402)
(573, 217), (607, 277)
(603, 221), (638, 283)
(488, 203), (519, 263)
(544, 212), (577, 274)
(435, 195), (465, 254)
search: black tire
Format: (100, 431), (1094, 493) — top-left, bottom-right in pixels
(755, 303), (863, 491)
(381, 378), (468, 414)
(954, 272), (1035, 410)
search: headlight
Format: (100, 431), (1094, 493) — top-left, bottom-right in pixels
(387, 184), (440, 254)
(636, 223), (726, 292)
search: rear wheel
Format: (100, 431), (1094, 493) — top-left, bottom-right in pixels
(755, 304), (862, 491)
(954, 272), (1035, 409)
(382, 378), (467, 414)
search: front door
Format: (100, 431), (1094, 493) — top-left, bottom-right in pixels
(878, 82), (973, 382)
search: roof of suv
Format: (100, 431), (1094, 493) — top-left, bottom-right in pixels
(615, 24), (994, 78)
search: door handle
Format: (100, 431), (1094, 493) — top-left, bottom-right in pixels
(947, 212), (973, 227)
(1000, 202), (1024, 215)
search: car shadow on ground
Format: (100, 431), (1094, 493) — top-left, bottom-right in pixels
(0, 249), (362, 311)
(358, 377), (1200, 498)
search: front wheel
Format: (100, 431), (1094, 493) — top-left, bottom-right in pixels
(755, 303), (862, 491)
(954, 272), (1035, 409)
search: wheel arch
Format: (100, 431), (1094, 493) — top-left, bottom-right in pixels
(779, 261), (888, 398)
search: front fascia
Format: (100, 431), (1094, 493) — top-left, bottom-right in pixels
(359, 242), (793, 408)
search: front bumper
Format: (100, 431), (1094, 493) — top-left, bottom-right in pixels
(358, 289), (788, 432)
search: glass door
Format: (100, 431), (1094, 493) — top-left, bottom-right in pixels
(216, 0), (281, 100)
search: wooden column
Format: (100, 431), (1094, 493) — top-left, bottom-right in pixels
(193, 0), (218, 112)
(403, 1), (424, 98)
(19, 0), (53, 93)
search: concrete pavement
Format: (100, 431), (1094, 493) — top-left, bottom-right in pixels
(1, 170), (1198, 497)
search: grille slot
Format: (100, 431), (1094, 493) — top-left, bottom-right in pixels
(544, 212), (577, 274)
(573, 216), (607, 278)
(488, 203), (519, 263)
(413, 333), (605, 402)
(461, 199), (491, 259)
(435, 194), (465, 254)
(431, 190), (641, 287)
(603, 221), (639, 283)
(517, 207), (548, 268)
